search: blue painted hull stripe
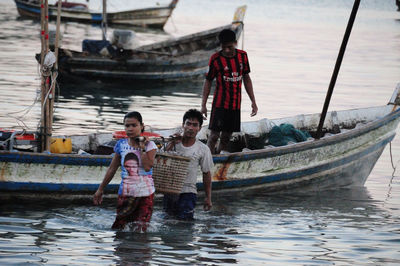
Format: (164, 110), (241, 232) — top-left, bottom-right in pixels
(0, 153), (112, 166)
(17, 2), (103, 22)
(0, 182), (119, 192)
(16, 2), (167, 23)
(16, 3), (41, 14)
(0, 134), (393, 192)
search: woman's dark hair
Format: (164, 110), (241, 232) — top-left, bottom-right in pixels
(124, 152), (139, 165)
(183, 109), (203, 127)
(124, 111), (144, 132)
(218, 29), (236, 44)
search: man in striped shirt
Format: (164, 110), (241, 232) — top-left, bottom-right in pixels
(201, 29), (258, 154)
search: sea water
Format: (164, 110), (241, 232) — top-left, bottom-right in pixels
(0, 0), (400, 264)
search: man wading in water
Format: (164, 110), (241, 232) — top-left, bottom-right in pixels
(163, 109), (214, 220)
(201, 29), (258, 154)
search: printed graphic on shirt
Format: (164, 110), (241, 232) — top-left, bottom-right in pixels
(114, 139), (157, 197)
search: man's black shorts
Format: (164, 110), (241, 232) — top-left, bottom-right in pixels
(208, 108), (241, 132)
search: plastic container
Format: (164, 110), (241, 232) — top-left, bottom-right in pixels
(50, 138), (72, 154)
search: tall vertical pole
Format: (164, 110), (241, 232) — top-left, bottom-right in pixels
(39, 0), (46, 152)
(54, 0), (62, 68)
(39, 0), (51, 152)
(40, 0), (46, 67)
(102, 0), (107, 40)
(315, 0), (360, 139)
(44, 0), (51, 151)
(46, 0), (62, 151)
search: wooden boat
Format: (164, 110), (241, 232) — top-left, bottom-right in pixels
(1, 84), (400, 200)
(14, 0), (179, 29)
(56, 6), (246, 84)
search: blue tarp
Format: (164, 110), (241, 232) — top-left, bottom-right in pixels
(82, 39), (110, 54)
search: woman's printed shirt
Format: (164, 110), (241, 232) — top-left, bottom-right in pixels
(114, 138), (157, 197)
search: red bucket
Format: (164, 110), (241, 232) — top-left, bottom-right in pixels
(0, 128), (36, 140)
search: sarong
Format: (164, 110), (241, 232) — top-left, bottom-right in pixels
(112, 193), (154, 232)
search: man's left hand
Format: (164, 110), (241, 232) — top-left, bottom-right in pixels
(251, 102), (258, 117)
(203, 198), (212, 211)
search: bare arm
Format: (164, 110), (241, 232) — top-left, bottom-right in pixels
(201, 79), (212, 119)
(243, 74), (258, 116)
(202, 171), (212, 211)
(93, 153), (121, 205)
(165, 133), (182, 152)
(141, 148), (156, 172)
(138, 138), (157, 172)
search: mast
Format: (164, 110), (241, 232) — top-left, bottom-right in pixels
(102, 0), (107, 40)
(315, 0), (360, 139)
(39, 0), (50, 152)
(39, 0), (61, 152)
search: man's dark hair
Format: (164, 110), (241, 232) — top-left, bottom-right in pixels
(183, 109), (203, 127)
(218, 29), (236, 44)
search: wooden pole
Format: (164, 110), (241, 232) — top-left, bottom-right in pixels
(45, 0), (62, 152)
(315, 0), (360, 139)
(44, 0), (51, 151)
(44, 0), (49, 51)
(39, 0), (46, 152)
(40, 0), (46, 67)
(102, 0), (107, 40)
(39, 0), (51, 151)
(54, 0), (62, 68)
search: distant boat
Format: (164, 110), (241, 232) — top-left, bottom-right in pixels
(56, 6), (247, 84)
(14, 0), (179, 29)
(1, 85), (400, 200)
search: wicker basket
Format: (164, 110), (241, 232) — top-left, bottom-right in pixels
(152, 152), (191, 194)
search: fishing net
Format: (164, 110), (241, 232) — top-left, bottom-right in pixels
(268, 123), (311, 147)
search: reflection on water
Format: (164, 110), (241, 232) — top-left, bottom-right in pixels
(0, 188), (398, 264)
(55, 79), (205, 133)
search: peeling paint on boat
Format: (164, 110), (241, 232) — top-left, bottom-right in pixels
(1, 85), (400, 199)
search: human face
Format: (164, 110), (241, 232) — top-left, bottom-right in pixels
(124, 159), (139, 176)
(124, 117), (143, 138)
(221, 41), (237, 57)
(182, 118), (201, 139)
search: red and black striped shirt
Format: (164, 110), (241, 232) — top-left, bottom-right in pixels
(205, 49), (250, 111)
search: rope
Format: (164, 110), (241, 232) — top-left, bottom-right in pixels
(36, 71), (58, 132)
(383, 141), (398, 206)
(0, 63), (43, 132)
(389, 141), (398, 177)
(169, 14), (177, 32)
